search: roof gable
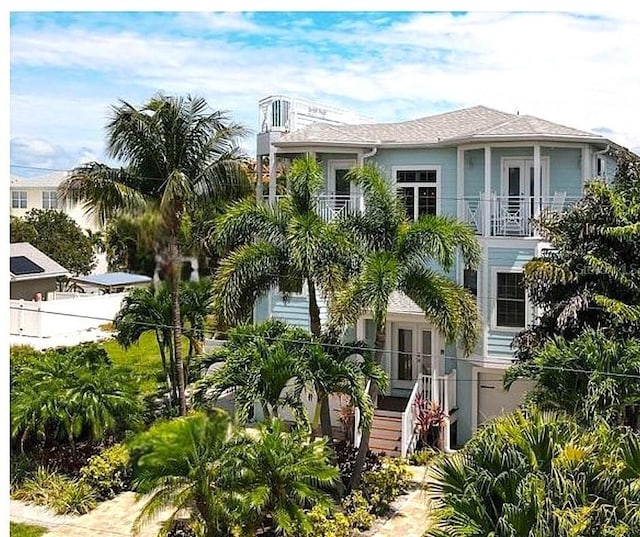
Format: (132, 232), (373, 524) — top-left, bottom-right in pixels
(10, 242), (69, 280)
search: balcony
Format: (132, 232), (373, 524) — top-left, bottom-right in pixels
(273, 194), (364, 221)
(463, 194), (578, 237)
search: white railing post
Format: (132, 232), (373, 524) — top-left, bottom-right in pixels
(353, 379), (371, 448)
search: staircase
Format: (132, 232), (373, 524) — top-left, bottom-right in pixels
(369, 409), (402, 457)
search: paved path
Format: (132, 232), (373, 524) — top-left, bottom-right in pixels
(11, 467), (434, 537)
(369, 465), (434, 537)
(11, 493), (169, 537)
(10, 499), (76, 529)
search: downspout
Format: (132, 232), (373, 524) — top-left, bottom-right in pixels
(360, 144), (379, 163)
(593, 144), (610, 179)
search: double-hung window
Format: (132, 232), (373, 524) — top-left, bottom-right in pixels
(42, 191), (58, 210)
(12, 191), (27, 209)
(496, 272), (526, 328)
(395, 167), (439, 221)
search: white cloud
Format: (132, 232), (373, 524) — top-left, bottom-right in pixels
(9, 11), (640, 168)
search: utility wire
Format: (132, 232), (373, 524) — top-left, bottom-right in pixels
(10, 305), (640, 380)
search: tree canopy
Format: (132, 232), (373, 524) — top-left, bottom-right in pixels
(10, 209), (96, 276)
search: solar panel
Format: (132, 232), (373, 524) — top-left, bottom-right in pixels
(10, 256), (45, 275)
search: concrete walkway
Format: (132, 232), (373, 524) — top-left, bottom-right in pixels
(11, 467), (434, 537)
(10, 499), (76, 530)
(369, 465), (434, 537)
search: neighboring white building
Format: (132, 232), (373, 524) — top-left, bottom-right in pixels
(10, 172), (100, 232)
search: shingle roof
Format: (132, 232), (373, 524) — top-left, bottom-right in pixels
(276, 105), (604, 147)
(10, 242), (69, 280)
(386, 291), (425, 316)
(71, 272), (152, 288)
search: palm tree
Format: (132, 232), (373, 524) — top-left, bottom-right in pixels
(128, 409), (247, 537)
(180, 278), (216, 369)
(426, 407), (640, 536)
(114, 284), (176, 401)
(240, 419), (339, 536)
(212, 153), (354, 336)
(330, 164), (481, 489)
(60, 94), (250, 415)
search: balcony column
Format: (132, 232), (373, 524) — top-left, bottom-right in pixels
(533, 144), (541, 221)
(483, 146), (492, 236)
(268, 149), (277, 203)
(456, 147), (464, 224)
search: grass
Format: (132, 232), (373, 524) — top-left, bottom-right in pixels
(10, 522), (48, 537)
(102, 332), (165, 395)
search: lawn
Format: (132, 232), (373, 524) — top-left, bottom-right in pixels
(102, 331), (164, 395)
(10, 522), (48, 537)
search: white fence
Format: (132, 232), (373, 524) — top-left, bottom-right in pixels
(10, 293), (128, 338)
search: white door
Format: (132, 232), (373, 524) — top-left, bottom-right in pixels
(328, 160), (355, 200)
(477, 371), (533, 426)
(501, 159), (549, 234)
(392, 324), (435, 390)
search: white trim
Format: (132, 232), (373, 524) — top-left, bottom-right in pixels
(500, 156), (550, 198)
(491, 267), (529, 331)
(478, 236), (543, 248)
(391, 164), (442, 219)
(327, 159), (356, 196)
(458, 140), (602, 151)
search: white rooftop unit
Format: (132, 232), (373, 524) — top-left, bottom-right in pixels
(258, 95), (373, 134)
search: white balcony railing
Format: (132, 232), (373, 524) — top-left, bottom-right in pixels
(274, 194), (364, 221)
(463, 193), (577, 237)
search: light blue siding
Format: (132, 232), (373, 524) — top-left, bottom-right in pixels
(455, 359), (474, 444)
(544, 147), (583, 197)
(463, 149), (484, 198)
(371, 148), (459, 218)
(270, 293), (310, 330)
(254, 295), (270, 323)
(486, 247), (535, 358)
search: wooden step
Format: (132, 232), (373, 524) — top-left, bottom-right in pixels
(370, 436), (401, 455)
(371, 427), (401, 440)
(374, 409), (403, 419)
(372, 417), (402, 433)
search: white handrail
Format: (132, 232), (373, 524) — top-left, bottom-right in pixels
(401, 375), (428, 457)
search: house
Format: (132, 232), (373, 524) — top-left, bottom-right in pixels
(10, 172), (100, 232)
(10, 242), (70, 300)
(254, 96), (618, 454)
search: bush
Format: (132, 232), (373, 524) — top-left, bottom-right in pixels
(306, 505), (353, 537)
(12, 466), (97, 515)
(360, 457), (411, 514)
(80, 443), (131, 500)
(408, 447), (438, 466)
(342, 490), (375, 531)
(333, 440), (382, 488)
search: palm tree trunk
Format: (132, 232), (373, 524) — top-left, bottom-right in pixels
(168, 237), (188, 416)
(308, 278), (322, 337)
(319, 391), (333, 439)
(349, 328), (385, 491)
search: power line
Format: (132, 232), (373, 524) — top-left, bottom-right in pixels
(10, 305), (640, 381)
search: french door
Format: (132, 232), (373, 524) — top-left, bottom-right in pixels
(393, 324), (434, 391)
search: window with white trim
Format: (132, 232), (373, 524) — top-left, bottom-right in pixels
(12, 190), (27, 209)
(463, 268), (478, 299)
(496, 272), (526, 328)
(42, 191), (58, 210)
(395, 168), (438, 221)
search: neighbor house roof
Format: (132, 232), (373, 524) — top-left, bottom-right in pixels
(275, 105), (608, 148)
(11, 171), (69, 189)
(70, 272), (152, 290)
(10, 242), (69, 281)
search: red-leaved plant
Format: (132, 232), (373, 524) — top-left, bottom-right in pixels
(413, 392), (447, 450)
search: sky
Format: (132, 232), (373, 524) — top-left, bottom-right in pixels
(8, 7), (640, 178)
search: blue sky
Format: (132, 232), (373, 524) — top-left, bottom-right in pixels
(9, 9), (640, 177)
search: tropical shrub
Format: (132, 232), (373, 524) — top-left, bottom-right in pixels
(306, 505), (353, 537)
(80, 443), (131, 500)
(341, 490), (375, 530)
(13, 466), (97, 515)
(426, 407), (640, 536)
(360, 456), (411, 514)
(408, 447), (438, 466)
(11, 343), (143, 451)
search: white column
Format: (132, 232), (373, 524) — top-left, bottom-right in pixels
(268, 150), (277, 203)
(457, 147), (464, 223)
(533, 144), (541, 221)
(483, 146), (492, 237)
(582, 144), (591, 184)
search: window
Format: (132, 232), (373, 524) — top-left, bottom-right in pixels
(271, 99), (290, 129)
(42, 191), (58, 210)
(12, 190), (27, 209)
(397, 328), (413, 381)
(463, 269), (478, 299)
(496, 272), (526, 328)
(395, 168), (438, 221)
